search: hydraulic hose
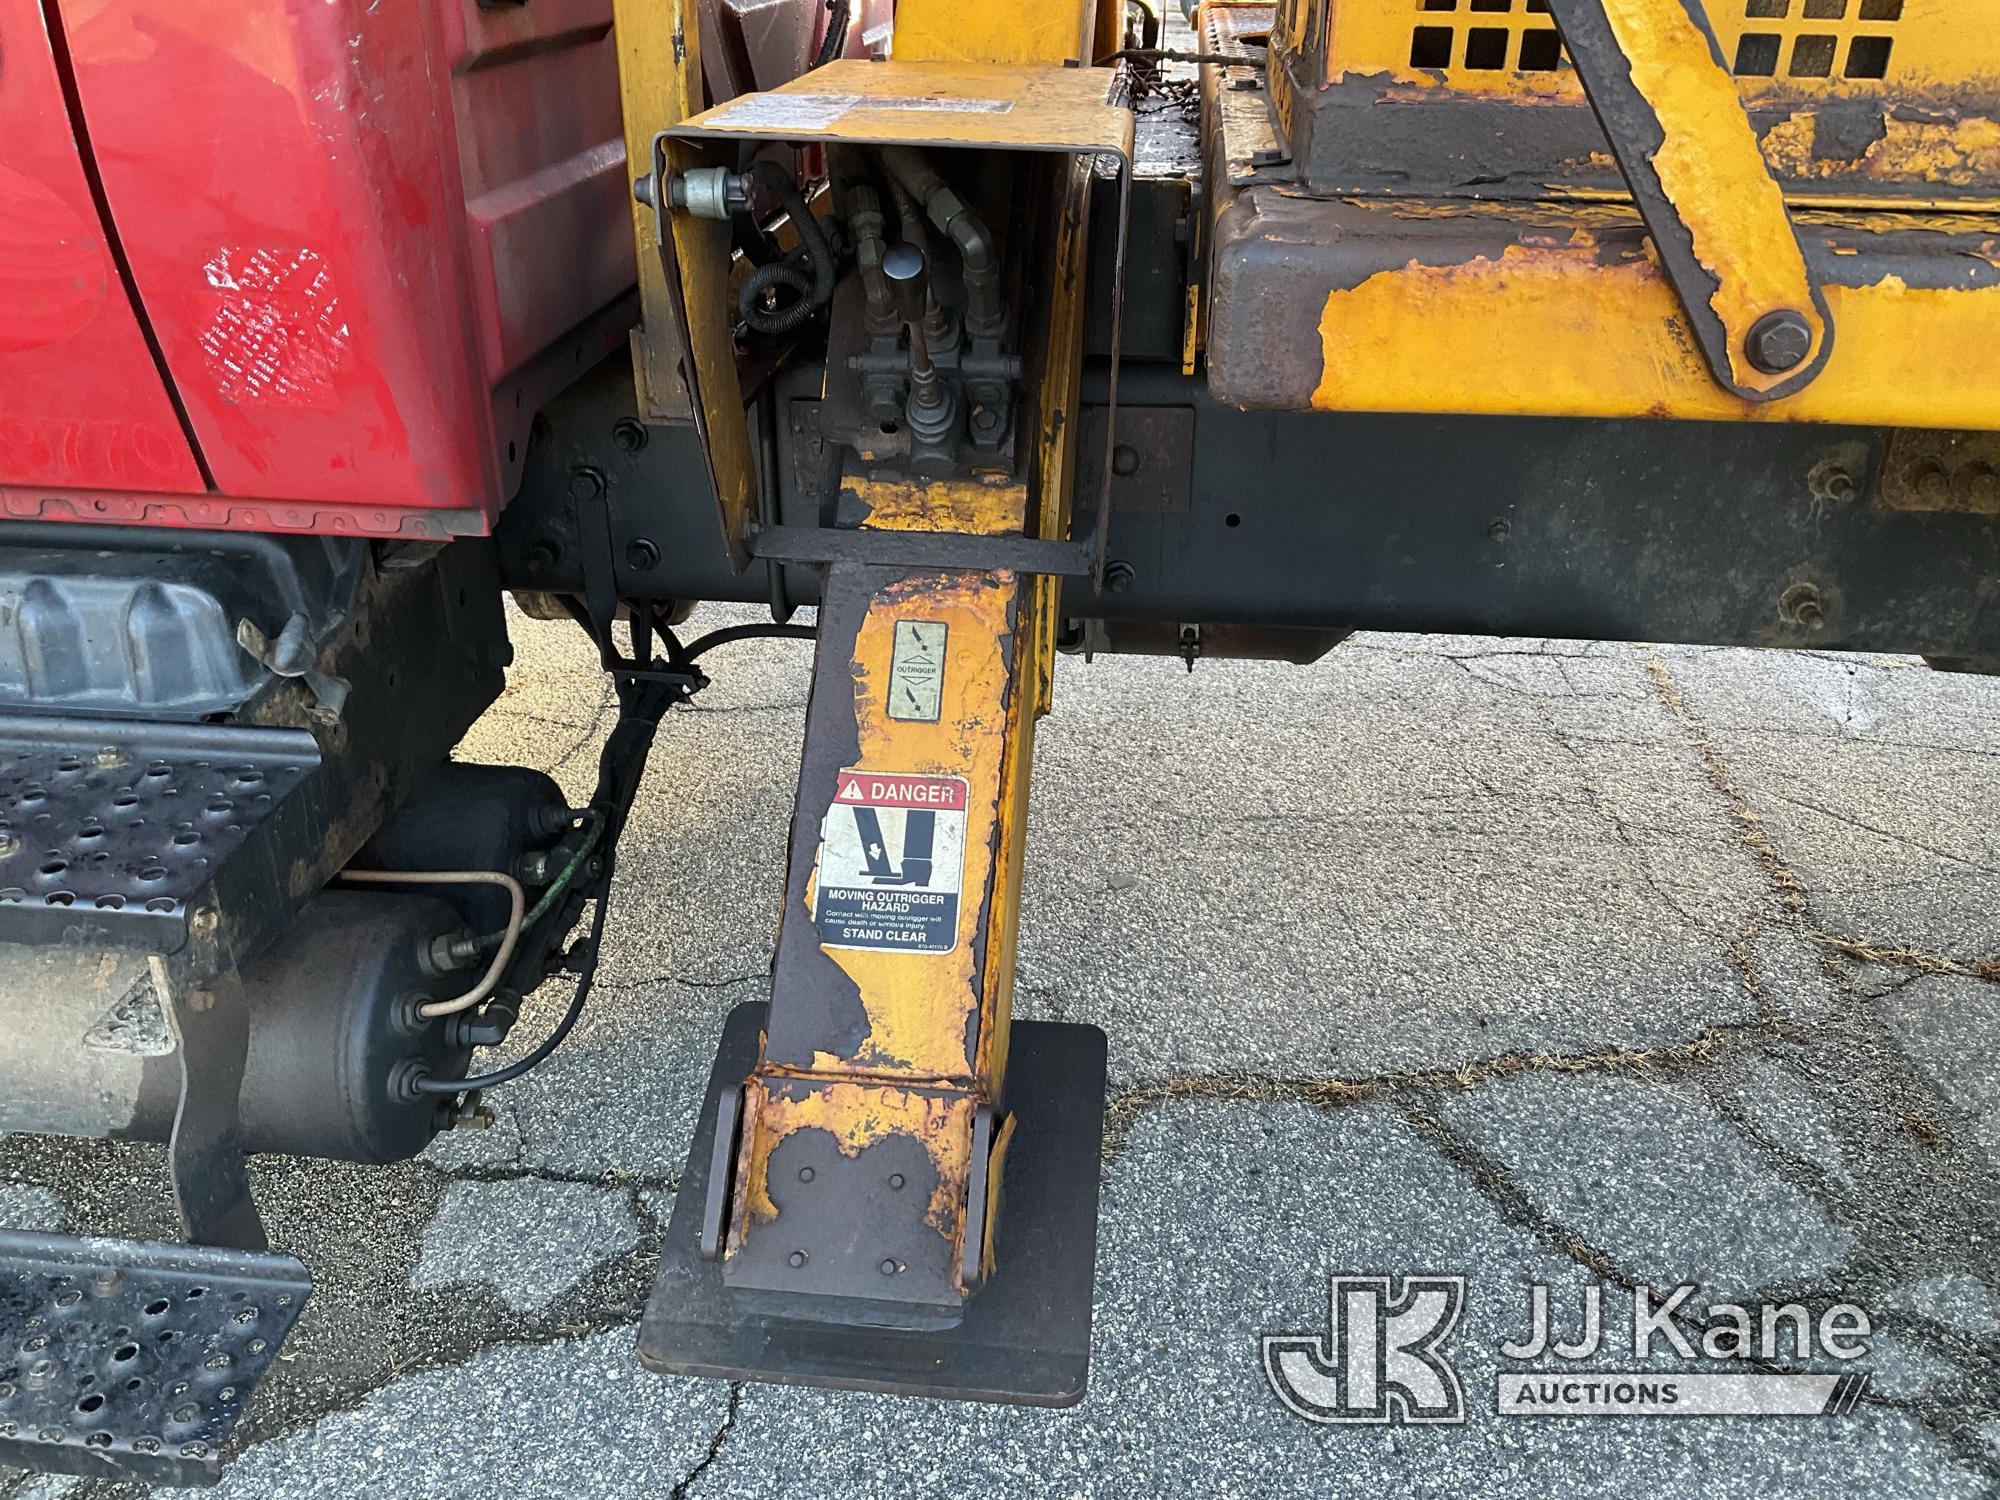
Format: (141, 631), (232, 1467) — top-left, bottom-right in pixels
(738, 161), (836, 336)
(815, 0), (850, 67)
(881, 146), (1005, 338)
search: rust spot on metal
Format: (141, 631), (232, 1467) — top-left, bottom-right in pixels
(732, 1079), (977, 1251)
(1879, 429), (2000, 513)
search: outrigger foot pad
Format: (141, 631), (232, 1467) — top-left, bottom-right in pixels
(0, 1230), (310, 1487)
(638, 1002), (1108, 1406)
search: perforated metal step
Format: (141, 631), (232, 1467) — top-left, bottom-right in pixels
(0, 1229), (310, 1486)
(0, 715), (319, 950)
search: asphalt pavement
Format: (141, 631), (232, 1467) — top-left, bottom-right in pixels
(6, 605), (2000, 1498)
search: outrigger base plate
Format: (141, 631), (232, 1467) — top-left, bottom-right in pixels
(638, 1002), (1107, 1406)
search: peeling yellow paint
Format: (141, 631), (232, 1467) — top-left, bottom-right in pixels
(1595, 0), (1824, 393)
(734, 1079), (977, 1246)
(815, 568), (1023, 1079)
(1312, 247), (2000, 428)
(844, 475), (1027, 536)
(1764, 113), (2000, 189)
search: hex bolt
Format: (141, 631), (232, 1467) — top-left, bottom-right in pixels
(1809, 461), (1856, 504)
(1103, 561), (1137, 595)
(567, 467), (607, 503)
(1746, 310), (1813, 375)
(1778, 582), (1826, 630)
(1961, 465), (2000, 510)
(1487, 518), (1511, 542)
(611, 418), (649, 454)
(788, 1251), (807, 1268)
(1908, 460), (1952, 506)
(624, 537), (661, 573)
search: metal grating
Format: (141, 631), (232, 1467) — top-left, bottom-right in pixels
(1405, 0), (1903, 81)
(1732, 0), (1903, 80)
(1410, 0), (1566, 74)
(0, 1230), (310, 1487)
(0, 717), (319, 949)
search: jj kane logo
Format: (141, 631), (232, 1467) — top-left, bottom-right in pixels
(1266, 1276), (1873, 1425)
(1263, 1276), (1467, 1425)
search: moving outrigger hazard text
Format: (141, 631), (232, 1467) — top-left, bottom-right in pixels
(812, 770), (969, 953)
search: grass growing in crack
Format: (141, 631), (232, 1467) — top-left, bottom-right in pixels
(1100, 1026), (1747, 1160)
(1641, 647), (2000, 990)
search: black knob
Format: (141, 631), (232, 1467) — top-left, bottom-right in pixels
(882, 242), (931, 331)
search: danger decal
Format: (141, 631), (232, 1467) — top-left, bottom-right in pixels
(812, 770), (969, 954)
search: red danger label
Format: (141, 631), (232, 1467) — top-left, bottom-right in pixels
(832, 772), (969, 812)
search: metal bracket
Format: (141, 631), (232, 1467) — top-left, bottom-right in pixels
(1546, 0), (1834, 402)
(649, 59), (1137, 581)
(155, 958), (267, 1253)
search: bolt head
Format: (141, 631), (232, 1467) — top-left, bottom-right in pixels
(1747, 310), (1813, 375)
(1111, 444), (1140, 478)
(1779, 582), (1826, 630)
(788, 1250), (807, 1268)
(567, 467), (606, 503)
(1103, 561), (1136, 595)
(880, 1259), (899, 1276)
(798, 1166), (815, 1182)
(624, 538), (660, 572)
(887, 1173), (905, 1190)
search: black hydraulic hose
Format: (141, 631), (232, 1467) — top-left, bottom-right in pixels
(416, 670), (680, 1096)
(738, 161), (836, 336)
(880, 146), (1004, 337)
(683, 621), (818, 662)
(815, 0), (850, 67)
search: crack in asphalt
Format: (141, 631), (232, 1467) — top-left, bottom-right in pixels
(14, 639), (2000, 1497)
(671, 1383), (743, 1500)
(1099, 1019), (1775, 1163)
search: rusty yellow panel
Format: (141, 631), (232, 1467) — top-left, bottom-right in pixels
(730, 1080), (978, 1253)
(1762, 113), (2000, 190)
(669, 58), (1137, 162)
(1593, 0), (1828, 394)
(970, 574), (1049, 1093)
(844, 475), (1028, 535)
(806, 568), (1027, 1082)
(652, 135), (759, 572)
(891, 0), (1096, 66)
(1309, 244), (2000, 429)
(1325, 0), (2000, 101)
(613, 0), (699, 420)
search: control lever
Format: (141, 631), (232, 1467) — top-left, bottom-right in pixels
(883, 243), (959, 443)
